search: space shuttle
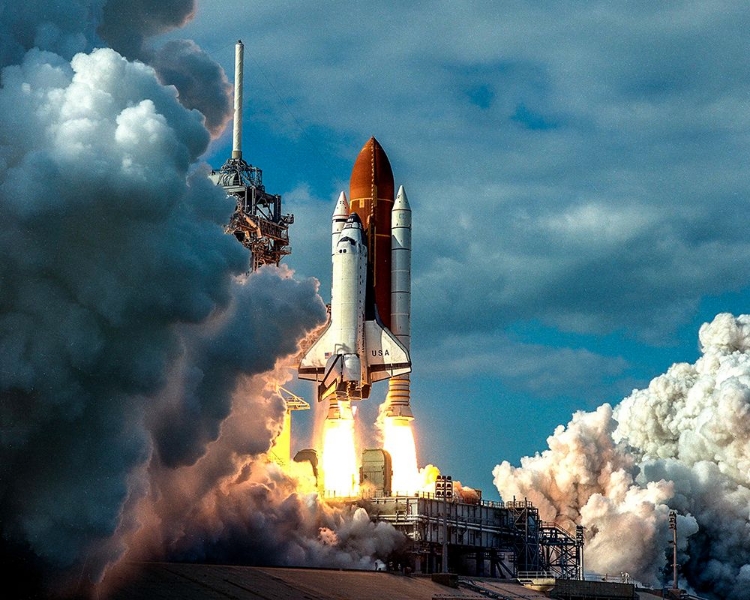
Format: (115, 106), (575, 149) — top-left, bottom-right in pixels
(298, 199), (410, 403)
(298, 138), (412, 410)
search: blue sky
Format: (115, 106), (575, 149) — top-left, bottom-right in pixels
(161, 1), (750, 499)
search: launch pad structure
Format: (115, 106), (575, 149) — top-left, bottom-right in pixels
(294, 448), (583, 583)
(209, 155), (293, 271)
(359, 492), (583, 582)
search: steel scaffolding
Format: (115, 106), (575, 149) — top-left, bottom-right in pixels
(210, 158), (293, 270)
(361, 494), (581, 580)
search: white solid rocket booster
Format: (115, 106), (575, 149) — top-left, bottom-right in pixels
(386, 186), (414, 419)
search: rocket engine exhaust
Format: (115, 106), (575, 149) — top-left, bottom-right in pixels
(321, 400), (359, 497)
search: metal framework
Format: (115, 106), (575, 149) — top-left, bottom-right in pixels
(362, 494), (582, 580)
(539, 521), (582, 579)
(210, 157), (293, 271)
(267, 386), (309, 469)
(505, 499), (543, 573)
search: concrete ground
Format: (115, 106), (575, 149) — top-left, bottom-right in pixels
(105, 563), (550, 600)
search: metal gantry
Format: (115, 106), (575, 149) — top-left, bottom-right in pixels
(505, 499), (543, 573)
(539, 521), (581, 579)
(210, 157), (293, 271)
(210, 40), (293, 271)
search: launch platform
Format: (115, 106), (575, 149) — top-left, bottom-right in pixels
(358, 493), (583, 581)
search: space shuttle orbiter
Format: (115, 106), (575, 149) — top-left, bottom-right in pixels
(298, 209), (410, 403)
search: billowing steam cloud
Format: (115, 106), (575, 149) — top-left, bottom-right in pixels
(0, 3), (405, 598)
(97, 0), (232, 136)
(150, 40), (233, 137)
(0, 2), (97, 67)
(125, 364), (407, 573)
(494, 313), (750, 599)
(1, 2), (229, 138)
(97, 0), (196, 60)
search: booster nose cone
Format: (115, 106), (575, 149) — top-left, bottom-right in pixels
(393, 185), (411, 213)
(333, 191), (350, 220)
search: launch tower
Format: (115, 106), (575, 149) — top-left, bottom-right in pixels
(209, 40), (293, 271)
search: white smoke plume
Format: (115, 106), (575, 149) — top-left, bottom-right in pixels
(0, 3), (406, 598)
(0, 2), (230, 138)
(493, 313), (750, 599)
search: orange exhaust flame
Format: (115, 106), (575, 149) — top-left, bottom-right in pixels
(321, 413), (359, 497)
(383, 416), (420, 495)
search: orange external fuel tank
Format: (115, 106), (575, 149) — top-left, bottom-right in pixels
(349, 137), (395, 328)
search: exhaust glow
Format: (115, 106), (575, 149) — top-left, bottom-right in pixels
(383, 417), (420, 495)
(321, 416), (359, 497)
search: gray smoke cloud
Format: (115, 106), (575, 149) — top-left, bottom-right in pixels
(96, 0), (196, 60)
(0, 2), (102, 67)
(96, 1), (233, 137)
(0, 42), (237, 594)
(150, 40), (233, 137)
(0, 3), (231, 139)
(493, 313), (750, 599)
(0, 3), (405, 598)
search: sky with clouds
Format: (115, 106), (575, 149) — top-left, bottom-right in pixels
(162, 1), (750, 497)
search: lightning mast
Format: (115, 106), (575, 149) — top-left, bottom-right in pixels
(209, 40), (293, 270)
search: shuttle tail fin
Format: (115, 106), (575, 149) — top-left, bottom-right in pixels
(298, 323), (334, 380)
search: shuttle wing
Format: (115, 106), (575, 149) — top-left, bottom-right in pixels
(364, 320), (411, 382)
